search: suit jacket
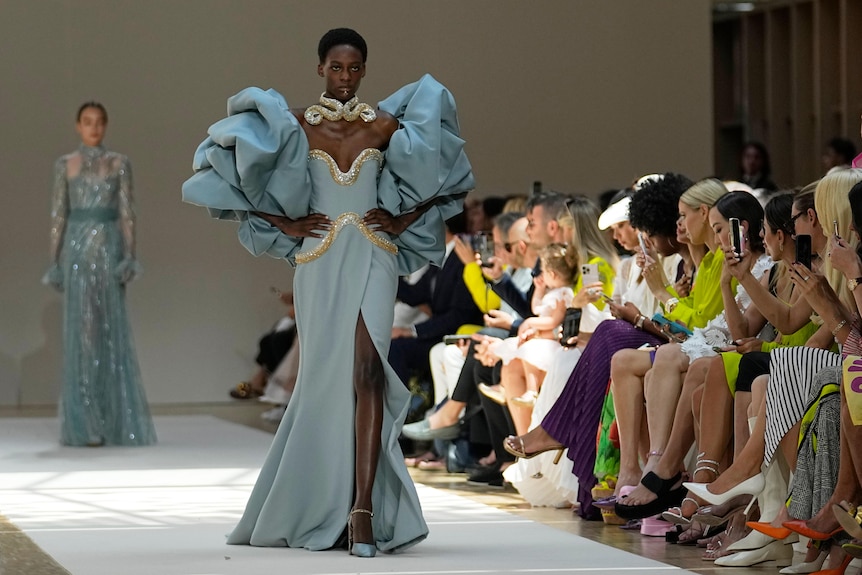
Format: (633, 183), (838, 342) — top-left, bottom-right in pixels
(397, 252), (483, 342)
(492, 257), (539, 322)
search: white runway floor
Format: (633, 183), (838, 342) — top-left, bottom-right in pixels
(0, 415), (698, 575)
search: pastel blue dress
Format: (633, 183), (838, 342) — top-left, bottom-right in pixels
(43, 145), (156, 447)
(182, 75), (474, 552)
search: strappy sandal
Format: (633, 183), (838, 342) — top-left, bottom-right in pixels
(662, 497), (699, 526)
(833, 501), (862, 539)
(693, 497), (751, 527)
(503, 436), (564, 464)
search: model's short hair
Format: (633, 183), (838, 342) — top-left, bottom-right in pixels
(628, 172), (693, 237)
(77, 101), (107, 123)
(318, 28), (367, 63)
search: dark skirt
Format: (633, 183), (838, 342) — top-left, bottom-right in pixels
(541, 319), (662, 517)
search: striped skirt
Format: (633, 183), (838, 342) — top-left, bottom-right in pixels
(764, 347), (841, 465)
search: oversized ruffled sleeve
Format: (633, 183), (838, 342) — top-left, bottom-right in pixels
(181, 87), (312, 264)
(377, 74), (475, 275)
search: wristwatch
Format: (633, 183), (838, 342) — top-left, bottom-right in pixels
(634, 314), (646, 329)
(849, 277), (862, 291)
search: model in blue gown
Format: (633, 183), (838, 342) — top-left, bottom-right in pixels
(44, 105), (156, 447)
(183, 73), (473, 552)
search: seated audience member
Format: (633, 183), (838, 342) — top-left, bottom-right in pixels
(613, 190), (770, 520)
(229, 289), (297, 400)
(389, 213), (484, 392)
(501, 173), (694, 518)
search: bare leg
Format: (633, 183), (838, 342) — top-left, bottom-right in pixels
(351, 313), (383, 546)
(732, 391), (751, 457)
(620, 357), (708, 507)
(696, 354), (735, 471)
(643, 344), (689, 463)
(610, 348), (649, 492)
(502, 359), (531, 435)
(523, 361), (546, 395)
(703, 375), (769, 495)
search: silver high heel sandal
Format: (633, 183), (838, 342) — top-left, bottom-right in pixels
(348, 509), (377, 558)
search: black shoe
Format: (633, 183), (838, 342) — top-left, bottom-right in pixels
(467, 465), (504, 487)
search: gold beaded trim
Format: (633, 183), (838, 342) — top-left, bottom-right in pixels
(309, 148), (383, 186)
(304, 93), (377, 125)
(295, 212), (398, 264)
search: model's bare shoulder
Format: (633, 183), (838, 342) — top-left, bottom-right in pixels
(375, 110), (399, 139)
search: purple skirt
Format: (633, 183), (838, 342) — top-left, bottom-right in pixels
(542, 319), (662, 517)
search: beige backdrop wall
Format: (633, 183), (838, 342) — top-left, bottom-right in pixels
(0, 0), (712, 406)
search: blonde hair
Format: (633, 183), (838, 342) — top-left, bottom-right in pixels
(680, 178), (729, 210)
(503, 195), (528, 213)
(540, 243), (578, 285)
(556, 196), (619, 271)
(814, 168), (862, 307)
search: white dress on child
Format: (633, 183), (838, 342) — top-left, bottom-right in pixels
(490, 286), (574, 372)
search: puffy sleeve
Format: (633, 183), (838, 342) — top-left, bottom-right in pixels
(377, 74), (475, 275)
(181, 87), (312, 264)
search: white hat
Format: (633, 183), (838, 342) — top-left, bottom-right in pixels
(598, 196), (631, 230)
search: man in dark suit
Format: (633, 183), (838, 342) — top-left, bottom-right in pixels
(388, 213), (484, 388)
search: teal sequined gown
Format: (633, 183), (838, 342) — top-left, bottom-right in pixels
(44, 145), (156, 447)
(183, 75), (473, 552)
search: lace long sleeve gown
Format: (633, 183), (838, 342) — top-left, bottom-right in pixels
(43, 145), (156, 447)
(182, 75), (473, 552)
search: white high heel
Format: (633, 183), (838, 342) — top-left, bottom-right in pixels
(683, 473), (765, 506)
(713, 538), (793, 567)
(778, 551), (827, 574)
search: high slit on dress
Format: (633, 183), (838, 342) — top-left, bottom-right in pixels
(182, 75), (473, 552)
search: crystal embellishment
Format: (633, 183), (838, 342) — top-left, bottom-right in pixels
(304, 93), (377, 125)
(295, 212), (397, 264)
(309, 148), (383, 186)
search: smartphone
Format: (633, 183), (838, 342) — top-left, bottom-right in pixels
(560, 308), (582, 347)
(834, 220), (841, 239)
(795, 234), (812, 270)
(581, 263), (600, 286)
(600, 292), (615, 304)
(443, 334), (473, 345)
(651, 313), (694, 336)
(729, 217), (744, 260)
(711, 346), (725, 353)
(532, 180), (542, 196)
(471, 232), (495, 267)
(637, 231), (648, 255)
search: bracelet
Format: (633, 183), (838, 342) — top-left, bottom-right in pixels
(664, 297), (679, 313)
(831, 319), (847, 337)
(634, 314), (646, 330)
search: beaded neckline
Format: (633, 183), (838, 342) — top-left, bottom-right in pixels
(304, 93), (376, 125)
(79, 144), (105, 158)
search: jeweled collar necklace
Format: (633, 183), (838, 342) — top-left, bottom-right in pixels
(304, 93), (376, 125)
